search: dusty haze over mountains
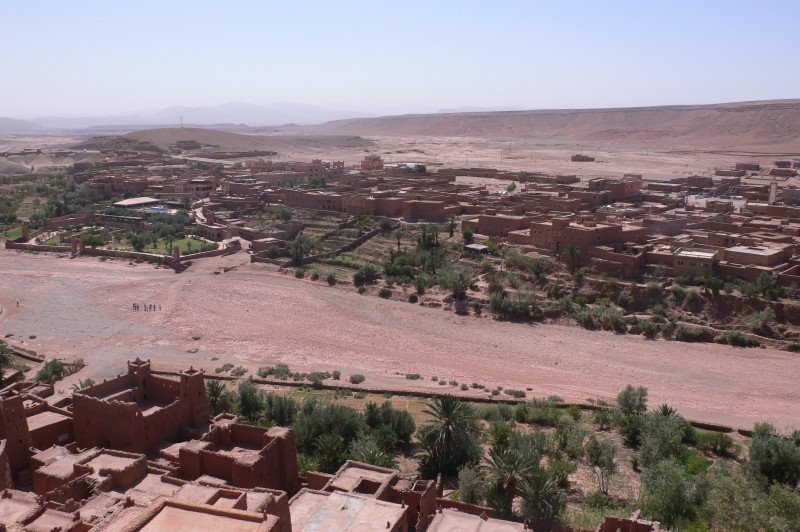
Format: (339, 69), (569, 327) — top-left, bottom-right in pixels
(307, 99), (800, 151)
(3, 99), (799, 152)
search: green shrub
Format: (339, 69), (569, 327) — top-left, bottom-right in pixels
(349, 373), (366, 385)
(641, 318), (662, 339)
(547, 458), (577, 488)
(503, 389), (526, 399)
(748, 428), (800, 485)
(523, 398), (563, 427)
(349, 435), (397, 469)
(326, 273), (337, 286)
(721, 330), (760, 348)
(294, 269), (305, 278)
(258, 364), (292, 380)
(294, 399), (367, 454)
(332, 370), (341, 380)
(314, 434), (348, 473)
(237, 381), (264, 420)
(405, 373), (422, 380)
(674, 325), (716, 343)
(489, 289), (537, 321)
(645, 282), (662, 298)
(640, 459), (693, 527)
(353, 264), (379, 286)
(408, 293), (418, 303)
(555, 420), (587, 459)
(695, 430), (733, 456)
(36, 359), (65, 383)
(262, 392), (298, 426)
(749, 308), (775, 336)
(378, 287), (392, 298)
(457, 466), (486, 505)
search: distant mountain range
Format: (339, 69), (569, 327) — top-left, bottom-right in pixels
(3, 99), (800, 151)
(0, 101), (435, 134)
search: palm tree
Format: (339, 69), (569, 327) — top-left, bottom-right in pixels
(518, 468), (567, 522)
(394, 227), (405, 251)
(350, 436), (398, 469)
(417, 395), (480, 477)
(290, 233), (314, 265)
(562, 245), (580, 271)
(206, 380), (231, 416)
(70, 378), (95, 391)
(420, 395), (478, 456)
(0, 340), (12, 368)
(484, 441), (541, 516)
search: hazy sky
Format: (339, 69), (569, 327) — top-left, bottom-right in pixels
(2, 0), (799, 117)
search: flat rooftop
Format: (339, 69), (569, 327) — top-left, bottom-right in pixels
(725, 245), (785, 256)
(427, 508), (525, 531)
(290, 489), (406, 531)
(0, 490), (40, 525)
(674, 248), (717, 259)
(26, 409), (71, 432)
(136, 502), (274, 532)
(113, 196), (160, 208)
(327, 463), (395, 494)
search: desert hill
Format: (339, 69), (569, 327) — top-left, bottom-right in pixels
(310, 100), (800, 150)
(72, 128), (373, 154)
(124, 128), (372, 151)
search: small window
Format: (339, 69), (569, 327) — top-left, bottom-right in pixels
(677, 260), (684, 266)
(689, 261), (696, 267)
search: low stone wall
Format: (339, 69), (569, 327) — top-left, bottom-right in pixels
(5, 239), (242, 267)
(179, 240), (241, 262)
(293, 224), (398, 267)
(251, 255), (285, 265)
(5, 241), (70, 253)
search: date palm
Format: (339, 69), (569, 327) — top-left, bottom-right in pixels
(484, 441), (541, 516)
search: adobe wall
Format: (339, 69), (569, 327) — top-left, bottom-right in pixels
(29, 413), (72, 451)
(179, 240), (240, 261)
(436, 497), (495, 517)
(72, 394), (141, 451)
(0, 396), (33, 477)
(306, 471), (333, 490)
(43, 474), (94, 504)
(44, 212), (95, 231)
(264, 427), (300, 495)
(79, 373), (132, 399)
(0, 440), (11, 490)
(146, 375), (181, 403)
(140, 400), (193, 451)
(199, 449), (235, 481)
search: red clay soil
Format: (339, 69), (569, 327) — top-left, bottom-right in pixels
(1, 248), (798, 431)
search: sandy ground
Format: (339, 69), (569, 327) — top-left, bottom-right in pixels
(1, 248), (798, 431)
(10, 131), (800, 188)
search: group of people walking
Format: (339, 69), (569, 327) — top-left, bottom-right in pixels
(133, 303), (161, 311)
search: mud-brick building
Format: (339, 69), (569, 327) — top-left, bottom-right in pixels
(72, 359), (210, 453)
(162, 413), (300, 495)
